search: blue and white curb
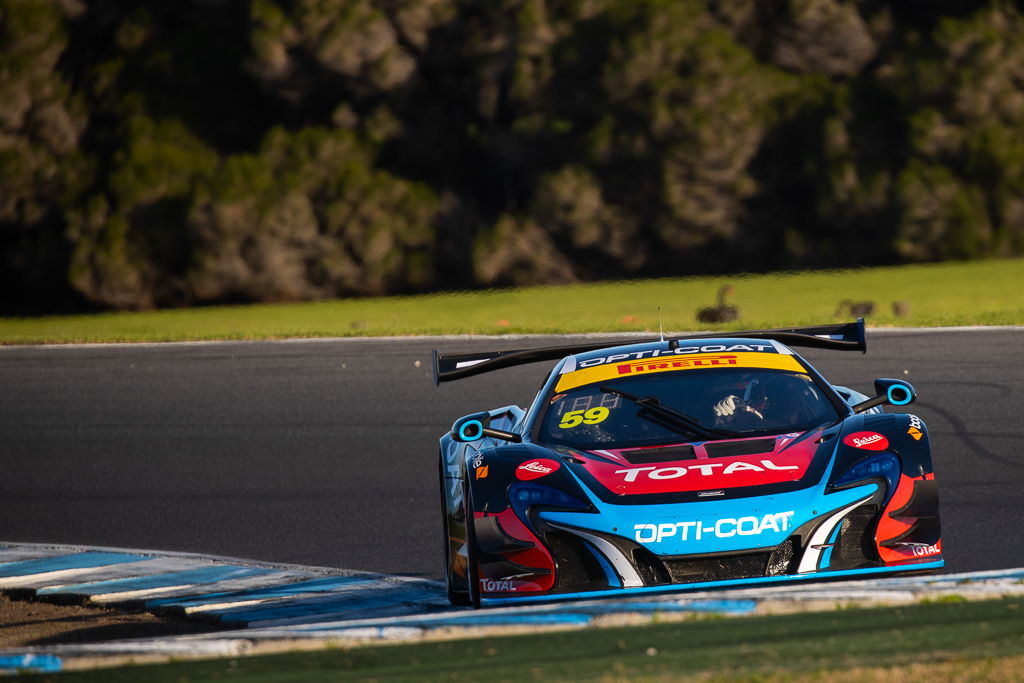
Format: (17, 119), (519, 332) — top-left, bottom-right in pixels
(0, 544), (447, 625)
(2, 543), (1024, 672)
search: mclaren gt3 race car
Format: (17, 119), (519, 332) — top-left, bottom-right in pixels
(434, 321), (941, 607)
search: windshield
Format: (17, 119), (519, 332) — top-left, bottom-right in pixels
(537, 368), (841, 449)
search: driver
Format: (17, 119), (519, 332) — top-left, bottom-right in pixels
(713, 374), (815, 429)
(712, 393), (764, 429)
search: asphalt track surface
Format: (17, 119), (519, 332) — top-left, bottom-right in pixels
(2, 329), (1022, 581)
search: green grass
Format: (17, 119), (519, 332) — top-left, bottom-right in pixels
(2, 259), (1022, 344)
(19, 597), (1024, 682)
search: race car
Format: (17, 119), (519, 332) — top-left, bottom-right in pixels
(434, 320), (941, 607)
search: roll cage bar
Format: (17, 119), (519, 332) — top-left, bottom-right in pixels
(433, 319), (866, 385)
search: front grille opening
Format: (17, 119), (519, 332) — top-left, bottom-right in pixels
(621, 445), (696, 464)
(644, 538), (799, 585)
(545, 531), (610, 591)
(705, 438), (777, 459)
(662, 551), (770, 583)
(833, 504), (879, 568)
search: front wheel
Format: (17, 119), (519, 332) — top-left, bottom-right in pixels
(462, 475), (481, 608)
(440, 456), (472, 606)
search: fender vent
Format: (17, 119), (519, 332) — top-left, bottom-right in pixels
(880, 517), (941, 549)
(474, 515), (534, 554)
(888, 479), (939, 521)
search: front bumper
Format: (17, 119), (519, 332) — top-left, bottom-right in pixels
(476, 481), (943, 603)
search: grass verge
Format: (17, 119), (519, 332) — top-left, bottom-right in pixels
(2, 259), (1022, 344)
(18, 597), (1024, 681)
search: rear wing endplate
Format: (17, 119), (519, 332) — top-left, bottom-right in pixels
(433, 319), (866, 384)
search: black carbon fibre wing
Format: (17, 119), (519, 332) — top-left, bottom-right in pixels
(433, 319), (866, 384)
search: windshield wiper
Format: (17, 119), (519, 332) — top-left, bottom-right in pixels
(599, 385), (742, 440)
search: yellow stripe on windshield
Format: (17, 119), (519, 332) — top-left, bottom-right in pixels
(555, 352), (807, 392)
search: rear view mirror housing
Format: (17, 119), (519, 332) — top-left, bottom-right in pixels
(851, 378), (917, 414)
(451, 413), (522, 443)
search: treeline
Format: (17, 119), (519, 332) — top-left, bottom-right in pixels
(3, 0), (1023, 312)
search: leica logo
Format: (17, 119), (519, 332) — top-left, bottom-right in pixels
(843, 431), (889, 451)
(515, 458), (561, 480)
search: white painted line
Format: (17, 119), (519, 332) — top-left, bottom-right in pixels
(0, 562), (153, 589)
(183, 599), (269, 614)
(12, 558), (210, 591)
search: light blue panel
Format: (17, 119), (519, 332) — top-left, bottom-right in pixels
(586, 541), (621, 588)
(582, 599), (757, 615)
(421, 613), (594, 626)
(218, 588), (439, 624)
(540, 484), (877, 556)
(146, 575), (379, 608)
(0, 654), (63, 673)
(36, 565), (272, 596)
(0, 552), (147, 577)
(324, 613), (595, 630)
(820, 519), (844, 569)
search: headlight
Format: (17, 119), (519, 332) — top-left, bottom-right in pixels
(833, 453), (900, 503)
(510, 483), (589, 508)
(508, 483), (590, 523)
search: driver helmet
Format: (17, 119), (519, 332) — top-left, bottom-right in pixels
(754, 374), (816, 422)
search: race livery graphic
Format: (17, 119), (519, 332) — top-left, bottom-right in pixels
(434, 320), (942, 606)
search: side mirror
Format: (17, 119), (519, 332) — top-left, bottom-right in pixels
(851, 378), (917, 414)
(451, 412), (522, 443)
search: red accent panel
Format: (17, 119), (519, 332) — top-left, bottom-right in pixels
(474, 508), (555, 594)
(876, 474), (942, 563)
(581, 435), (817, 494)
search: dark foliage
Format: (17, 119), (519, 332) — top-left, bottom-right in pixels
(2, 0), (1022, 312)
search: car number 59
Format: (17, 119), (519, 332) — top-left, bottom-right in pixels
(559, 407), (610, 429)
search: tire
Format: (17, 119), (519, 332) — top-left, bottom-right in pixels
(463, 475), (481, 608)
(440, 456), (472, 606)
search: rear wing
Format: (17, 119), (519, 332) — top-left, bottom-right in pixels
(433, 319), (866, 384)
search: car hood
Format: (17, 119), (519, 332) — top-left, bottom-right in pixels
(568, 430), (825, 497)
